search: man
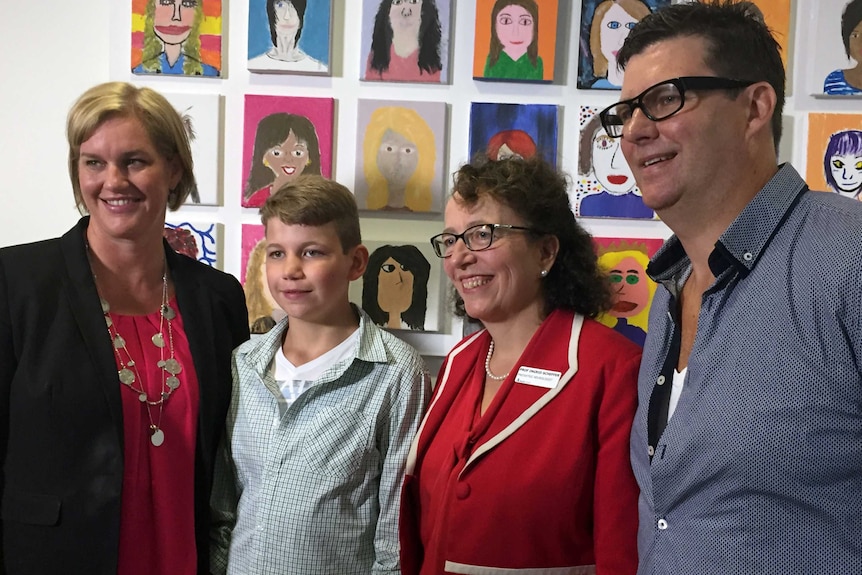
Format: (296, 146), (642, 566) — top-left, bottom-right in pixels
(598, 1), (862, 573)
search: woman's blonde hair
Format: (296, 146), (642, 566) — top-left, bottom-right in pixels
(596, 242), (655, 333)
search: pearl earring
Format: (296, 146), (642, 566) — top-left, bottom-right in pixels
(540, 269), (548, 278)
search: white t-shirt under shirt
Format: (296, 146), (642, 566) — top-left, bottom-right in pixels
(668, 367), (687, 421)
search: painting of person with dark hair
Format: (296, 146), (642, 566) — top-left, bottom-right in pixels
(132, 0), (221, 76)
(247, 0), (331, 74)
(824, 130), (862, 197)
(241, 95), (334, 208)
(483, 0), (543, 80)
(469, 102), (558, 166)
(362, 0), (448, 83)
(824, 0), (862, 94)
(576, 107), (653, 218)
(362, 244), (432, 330)
(487, 129), (537, 160)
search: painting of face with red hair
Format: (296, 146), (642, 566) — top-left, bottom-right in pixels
(486, 129), (537, 160)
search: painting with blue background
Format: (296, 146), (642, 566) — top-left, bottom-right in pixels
(248, 0), (331, 65)
(469, 102), (559, 166)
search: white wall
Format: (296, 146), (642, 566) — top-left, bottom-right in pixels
(0, 0), (855, 356)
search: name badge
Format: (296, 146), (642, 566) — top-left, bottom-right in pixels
(514, 366), (561, 389)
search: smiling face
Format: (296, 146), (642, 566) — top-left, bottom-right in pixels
(607, 256), (649, 318)
(153, 0), (196, 46)
(377, 129), (419, 189)
(619, 36), (751, 215)
(377, 256), (415, 315)
(264, 130), (309, 187)
(829, 152), (862, 196)
(599, 3), (638, 73)
(264, 219), (365, 328)
(78, 115), (181, 245)
(592, 128), (636, 194)
(495, 4), (534, 61)
(442, 195), (548, 325)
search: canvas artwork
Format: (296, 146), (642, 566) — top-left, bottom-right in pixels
(165, 221), (222, 268)
(594, 237), (664, 347)
(241, 95), (334, 209)
(469, 102), (558, 165)
(240, 224), (286, 334)
(131, 0), (222, 77)
(360, 0), (452, 84)
(349, 241), (443, 332)
(472, 0), (558, 83)
(810, 0), (862, 96)
(354, 99), (448, 213)
(247, 0), (332, 74)
(162, 92), (221, 206)
(806, 113), (862, 199)
(575, 106), (654, 219)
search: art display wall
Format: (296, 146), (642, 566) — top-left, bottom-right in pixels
(79, 0), (862, 356)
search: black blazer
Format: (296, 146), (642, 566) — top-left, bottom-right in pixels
(0, 217), (249, 574)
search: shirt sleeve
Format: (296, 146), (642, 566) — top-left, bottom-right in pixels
(373, 353), (431, 575)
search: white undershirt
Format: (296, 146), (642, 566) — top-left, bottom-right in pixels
(668, 367), (687, 421)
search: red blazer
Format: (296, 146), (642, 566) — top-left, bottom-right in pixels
(400, 310), (641, 575)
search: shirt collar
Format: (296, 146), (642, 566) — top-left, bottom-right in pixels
(647, 164), (808, 285)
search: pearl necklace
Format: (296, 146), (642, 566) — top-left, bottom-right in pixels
(96, 260), (183, 447)
(484, 340), (509, 381)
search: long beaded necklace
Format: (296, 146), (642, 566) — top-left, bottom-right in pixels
(484, 340), (510, 381)
(94, 258), (183, 447)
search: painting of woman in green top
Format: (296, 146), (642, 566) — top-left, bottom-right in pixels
(484, 0), (543, 80)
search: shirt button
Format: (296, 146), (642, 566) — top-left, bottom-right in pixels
(656, 375), (666, 386)
(648, 445), (655, 456)
(743, 252), (754, 261)
(657, 518), (668, 530)
(455, 482), (471, 499)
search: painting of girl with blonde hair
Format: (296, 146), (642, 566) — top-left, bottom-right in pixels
(132, 0), (222, 76)
(356, 101), (447, 213)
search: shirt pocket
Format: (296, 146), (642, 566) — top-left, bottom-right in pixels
(301, 406), (373, 479)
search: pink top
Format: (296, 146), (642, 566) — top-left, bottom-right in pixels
(113, 298), (200, 575)
(364, 46), (441, 83)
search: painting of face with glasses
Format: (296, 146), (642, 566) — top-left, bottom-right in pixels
(576, 106), (653, 219)
(351, 241), (443, 332)
(576, 0), (669, 90)
(593, 237), (663, 347)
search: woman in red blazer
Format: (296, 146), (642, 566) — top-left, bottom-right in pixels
(0, 83), (249, 574)
(401, 157), (641, 575)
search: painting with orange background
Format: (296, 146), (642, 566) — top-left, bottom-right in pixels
(806, 113), (862, 197)
(131, 0), (222, 76)
(594, 237), (664, 347)
(473, 0), (558, 82)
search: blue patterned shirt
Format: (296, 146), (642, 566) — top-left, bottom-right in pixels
(632, 164), (862, 574)
(211, 308), (430, 575)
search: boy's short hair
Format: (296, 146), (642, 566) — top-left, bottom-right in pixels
(260, 175), (362, 253)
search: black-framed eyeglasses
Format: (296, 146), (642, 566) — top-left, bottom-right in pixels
(598, 76), (757, 138)
(430, 224), (538, 258)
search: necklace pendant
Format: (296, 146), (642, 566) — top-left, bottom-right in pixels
(166, 375), (180, 390)
(161, 304), (176, 320)
(118, 368), (135, 385)
(113, 335), (126, 349)
(100, 298), (110, 313)
(150, 427), (165, 447)
(163, 358), (182, 375)
(152, 332), (165, 348)
(138, 393), (148, 403)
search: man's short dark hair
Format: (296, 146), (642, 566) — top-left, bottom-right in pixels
(617, 0), (785, 152)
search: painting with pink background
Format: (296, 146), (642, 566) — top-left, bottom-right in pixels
(241, 95), (334, 208)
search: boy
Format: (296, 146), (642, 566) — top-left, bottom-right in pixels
(212, 176), (430, 574)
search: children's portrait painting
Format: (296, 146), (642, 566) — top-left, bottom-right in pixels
(473, 0), (558, 83)
(594, 237), (664, 347)
(241, 95), (334, 208)
(811, 0), (862, 95)
(469, 102), (558, 166)
(165, 221), (222, 268)
(247, 0), (331, 74)
(355, 100), (447, 213)
(576, 0), (668, 90)
(806, 113), (862, 198)
(349, 241), (442, 332)
(162, 92), (222, 206)
(575, 106), (654, 219)
(131, 0), (222, 76)
(360, 0), (451, 84)
(241, 224), (286, 334)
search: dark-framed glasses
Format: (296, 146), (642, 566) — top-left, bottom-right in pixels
(598, 76), (757, 138)
(430, 224), (538, 258)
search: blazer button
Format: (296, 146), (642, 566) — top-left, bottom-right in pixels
(455, 482), (471, 499)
